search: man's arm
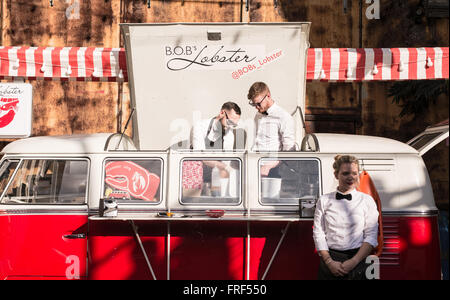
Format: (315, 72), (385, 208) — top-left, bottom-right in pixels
(280, 114), (296, 151)
(192, 122), (206, 151)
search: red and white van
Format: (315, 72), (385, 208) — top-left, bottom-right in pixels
(0, 23), (448, 280)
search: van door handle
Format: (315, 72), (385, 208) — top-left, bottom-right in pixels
(63, 233), (86, 239)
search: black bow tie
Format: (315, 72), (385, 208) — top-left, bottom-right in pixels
(336, 192), (352, 201)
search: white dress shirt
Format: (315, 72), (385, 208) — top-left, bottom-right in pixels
(313, 189), (379, 252)
(192, 118), (234, 150)
(252, 103), (295, 151)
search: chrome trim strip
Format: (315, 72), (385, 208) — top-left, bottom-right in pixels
(1, 208), (439, 217)
(381, 210), (439, 217)
(0, 206), (88, 215)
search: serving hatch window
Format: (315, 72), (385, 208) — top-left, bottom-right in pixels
(180, 158), (241, 205)
(1, 159), (88, 204)
(103, 159), (162, 203)
(259, 158), (320, 205)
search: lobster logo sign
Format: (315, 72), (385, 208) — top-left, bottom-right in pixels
(105, 161), (160, 202)
(0, 83), (32, 138)
(0, 97), (18, 128)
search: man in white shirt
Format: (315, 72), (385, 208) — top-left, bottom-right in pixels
(191, 102), (241, 151)
(188, 102), (242, 195)
(313, 155), (379, 280)
(247, 82), (295, 176)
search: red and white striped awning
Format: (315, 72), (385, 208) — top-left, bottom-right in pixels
(0, 46), (448, 82)
(0, 46), (128, 82)
(306, 47), (449, 82)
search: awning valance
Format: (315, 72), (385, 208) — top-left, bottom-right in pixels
(1, 46), (448, 82)
(0, 46), (128, 82)
(306, 47), (449, 82)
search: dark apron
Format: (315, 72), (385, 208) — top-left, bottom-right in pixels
(317, 248), (372, 280)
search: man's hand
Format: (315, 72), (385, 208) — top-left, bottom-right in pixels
(342, 258), (359, 274)
(260, 160), (280, 176)
(325, 259), (347, 277)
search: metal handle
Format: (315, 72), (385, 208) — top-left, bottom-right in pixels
(63, 233), (86, 239)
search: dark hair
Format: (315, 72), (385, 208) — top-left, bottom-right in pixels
(221, 102), (241, 115)
(247, 82), (269, 100)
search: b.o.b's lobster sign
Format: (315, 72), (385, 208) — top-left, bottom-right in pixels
(0, 83), (32, 138)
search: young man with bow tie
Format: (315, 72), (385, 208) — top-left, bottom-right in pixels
(313, 155), (379, 280)
(247, 82), (295, 178)
(247, 81), (295, 153)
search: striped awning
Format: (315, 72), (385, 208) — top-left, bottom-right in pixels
(306, 47), (449, 82)
(0, 46), (448, 82)
(0, 46), (128, 82)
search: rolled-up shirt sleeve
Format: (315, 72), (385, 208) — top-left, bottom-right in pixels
(281, 115), (296, 151)
(363, 196), (379, 248)
(313, 196), (329, 252)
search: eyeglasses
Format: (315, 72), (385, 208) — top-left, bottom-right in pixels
(224, 111), (238, 128)
(249, 94), (268, 107)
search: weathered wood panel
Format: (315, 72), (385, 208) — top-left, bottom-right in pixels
(1, 0), (124, 137)
(121, 0), (241, 23)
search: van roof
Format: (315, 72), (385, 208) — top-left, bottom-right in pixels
(1, 133), (137, 155)
(2, 132), (418, 155)
(310, 133), (418, 154)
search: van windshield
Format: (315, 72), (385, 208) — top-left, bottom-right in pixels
(0, 159), (88, 205)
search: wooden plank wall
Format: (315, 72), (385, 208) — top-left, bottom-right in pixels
(1, 0), (448, 206)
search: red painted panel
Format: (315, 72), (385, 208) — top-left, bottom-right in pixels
(170, 222), (247, 280)
(250, 221), (318, 280)
(88, 216), (440, 280)
(0, 214), (87, 279)
(88, 220), (167, 280)
(379, 216), (441, 280)
(0, 214), (434, 280)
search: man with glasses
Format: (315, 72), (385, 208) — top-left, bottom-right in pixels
(248, 81), (295, 152)
(191, 101), (242, 151)
(186, 102), (243, 197)
(248, 82), (295, 176)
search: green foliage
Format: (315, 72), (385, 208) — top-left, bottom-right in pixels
(388, 80), (449, 118)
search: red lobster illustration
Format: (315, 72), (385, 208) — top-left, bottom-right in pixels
(0, 98), (19, 128)
(105, 161), (160, 202)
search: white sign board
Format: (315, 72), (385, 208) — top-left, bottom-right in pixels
(0, 83), (33, 138)
(121, 23), (311, 150)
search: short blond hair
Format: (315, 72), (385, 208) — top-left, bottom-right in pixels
(247, 82), (270, 100)
(333, 155), (359, 176)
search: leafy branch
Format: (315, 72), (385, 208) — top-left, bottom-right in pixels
(388, 80), (449, 118)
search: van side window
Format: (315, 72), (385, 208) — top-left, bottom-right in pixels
(103, 159), (162, 203)
(0, 160), (19, 195)
(181, 158), (241, 205)
(408, 132), (443, 150)
(1, 159), (88, 204)
(259, 158), (320, 205)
